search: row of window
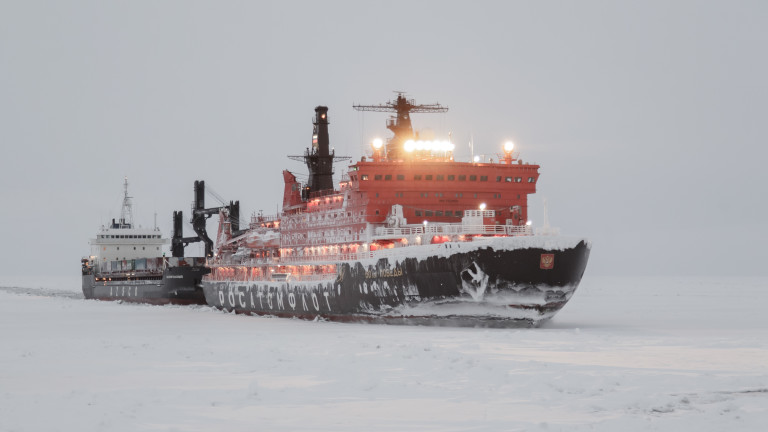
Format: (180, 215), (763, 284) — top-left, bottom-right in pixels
(108, 246), (160, 250)
(98, 234), (161, 239)
(414, 210), (463, 217)
(374, 192), (521, 199)
(358, 174), (535, 183)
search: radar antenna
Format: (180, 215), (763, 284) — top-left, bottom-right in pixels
(353, 92), (448, 159)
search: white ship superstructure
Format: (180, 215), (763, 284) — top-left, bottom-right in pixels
(89, 178), (168, 262)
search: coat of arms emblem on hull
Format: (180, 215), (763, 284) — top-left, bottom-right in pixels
(540, 253), (555, 270)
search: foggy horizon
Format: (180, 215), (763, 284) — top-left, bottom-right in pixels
(2, 1), (766, 277)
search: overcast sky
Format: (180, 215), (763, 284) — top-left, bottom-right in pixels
(1, 0), (766, 277)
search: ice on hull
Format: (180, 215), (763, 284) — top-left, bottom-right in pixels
(202, 240), (590, 327)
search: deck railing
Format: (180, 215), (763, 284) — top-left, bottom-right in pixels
(211, 224), (532, 269)
(373, 223), (532, 238)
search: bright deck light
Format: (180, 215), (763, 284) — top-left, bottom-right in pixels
(403, 139), (453, 153)
(504, 141), (515, 153)
(479, 203), (487, 210)
(372, 138), (383, 149)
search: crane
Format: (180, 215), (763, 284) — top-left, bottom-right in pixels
(171, 180), (240, 258)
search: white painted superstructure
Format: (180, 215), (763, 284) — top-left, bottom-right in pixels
(88, 178), (169, 262)
(90, 227), (167, 262)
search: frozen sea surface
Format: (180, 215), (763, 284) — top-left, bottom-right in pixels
(1, 275), (766, 431)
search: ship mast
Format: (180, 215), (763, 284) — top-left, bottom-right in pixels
(353, 92), (448, 160)
(288, 106), (349, 200)
(118, 177), (133, 228)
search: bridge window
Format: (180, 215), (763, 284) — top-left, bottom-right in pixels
(361, 175), (369, 181)
(414, 174), (422, 180)
(415, 210), (422, 216)
(516, 177), (522, 182)
(436, 210), (443, 216)
(436, 175), (444, 181)
(458, 175), (466, 181)
(425, 175), (433, 180)
(425, 210), (433, 216)
(397, 174), (404, 180)
(497, 176), (502, 182)
(505, 177), (513, 182)
(385, 174), (392, 180)
(470, 175), (477, 181)
(528, 177), (535, 182)
(374, 174), (382, 180)
(480, 176), (488, 181)
(447, 175), (455, 181)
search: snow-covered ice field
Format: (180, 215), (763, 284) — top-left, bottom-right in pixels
(1, 275), (766, 431)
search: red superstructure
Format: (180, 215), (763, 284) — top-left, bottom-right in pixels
(277, 94), (539, 253)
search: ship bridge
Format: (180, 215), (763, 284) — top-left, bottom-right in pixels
(346, 155), (539, 227)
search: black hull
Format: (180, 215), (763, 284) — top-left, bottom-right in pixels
(203, 238), (590, 327)
(82, 265), (210, 305)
